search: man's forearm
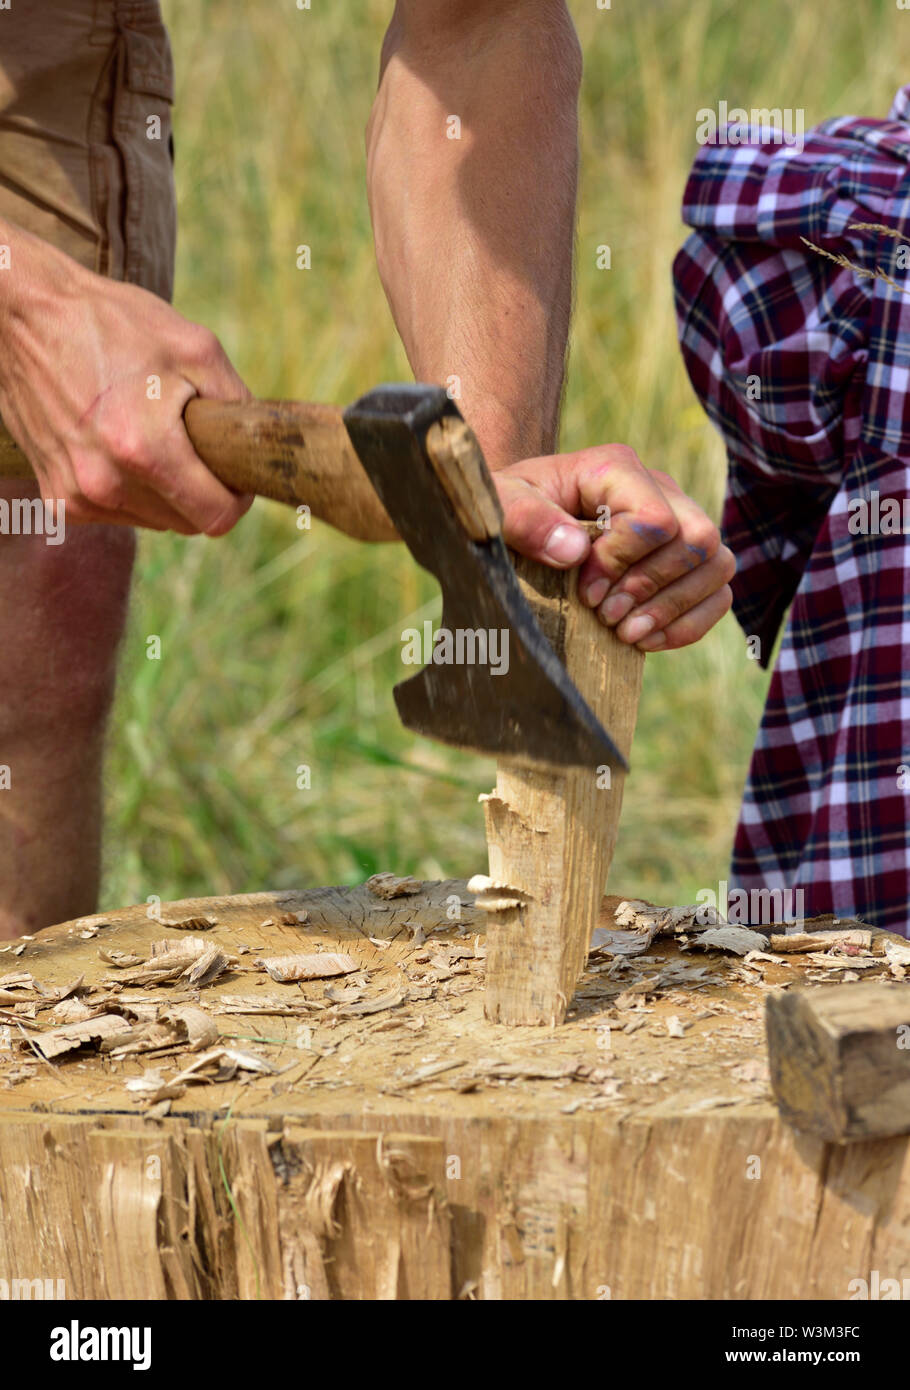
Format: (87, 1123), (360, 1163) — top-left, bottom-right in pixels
(367, 0), (582, 468)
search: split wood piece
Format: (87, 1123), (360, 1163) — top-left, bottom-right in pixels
(481, 528), (645, 1025)
(424, 415), (503, 541)
(767, 982), (910, 1141)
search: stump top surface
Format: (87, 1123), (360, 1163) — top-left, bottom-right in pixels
(0, 883), (898, 1128)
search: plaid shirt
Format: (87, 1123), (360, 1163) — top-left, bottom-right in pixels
(673, 85), (910, 935)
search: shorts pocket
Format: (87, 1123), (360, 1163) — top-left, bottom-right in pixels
(109, 9), (177, 301)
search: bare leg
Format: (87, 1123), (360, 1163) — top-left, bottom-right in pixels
(0, 482), (135, 937)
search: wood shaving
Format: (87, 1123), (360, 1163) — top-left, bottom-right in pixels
(613, 900), (726, 933)
(392, 1058), (466, 1090)
(323, 983), (366, 1005)
(99, 949), (145, 968)
(29, 1014), (132, 1060)
(804, 952), (882, 971)
(743, 950), (789, 967)
(159, 915), (218, 931)
(466, 875), (528, 912)
(102, 937), (234, 989)
(589, 928), (656, 958)
(210, 994), (323, 1016)
(330, 986), (409, 1018)
(689, 926), (769, 956)
(885, 940), (910, 970)
(255, 952), (359, 982)
(169, 1046), (277, 1087)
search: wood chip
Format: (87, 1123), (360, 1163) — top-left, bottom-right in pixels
(0, 972), (38, 992)
(366, 872), (423, 899)
(393, 1058), (466, 1089)
(255, 952), (359, 982)
(769, 928), (874, 954)
(804, 952), (882, 971)
(589, 928), (656, 958)
(125, 1068), (187, 1102)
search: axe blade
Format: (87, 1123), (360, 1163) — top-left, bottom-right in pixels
(343, 384), (629, 773)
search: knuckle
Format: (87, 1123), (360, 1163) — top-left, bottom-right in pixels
(187, 323), (225, 366)
(719, 547), (737, 583)
(685, 518), (721, 559)
(622, 569), (660, 604)
(72, 457), (126, 513)
(579, 442), (639, 474)
(637, 502), (679, 542)
(97, 420), (146, 469)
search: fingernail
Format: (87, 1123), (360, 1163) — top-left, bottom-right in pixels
(622, 614), (656, 644)
(545, 524), (588, 565)
(582, 577), (609, 608)
(637, 630), (667, 651)
(600, 592), (635, 626)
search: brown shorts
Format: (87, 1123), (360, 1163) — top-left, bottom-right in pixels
(0, 0), (176, 299)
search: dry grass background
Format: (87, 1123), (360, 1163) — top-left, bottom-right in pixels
(101, 0), (908, 909)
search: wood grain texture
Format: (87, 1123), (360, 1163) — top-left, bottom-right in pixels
(0, 400), (398, 543)
(424, 416), (503, 541)
(767, 982), (910, 1141)
(482, 538), (645, 1025)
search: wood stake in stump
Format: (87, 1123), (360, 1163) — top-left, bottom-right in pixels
(479, 538), (644, 1025)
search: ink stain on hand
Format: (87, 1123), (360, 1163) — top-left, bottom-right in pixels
(631, 521), (671, 544)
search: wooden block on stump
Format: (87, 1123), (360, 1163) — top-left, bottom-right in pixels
(479, 543), (644, 1026)
(767, 982), (910, 1141)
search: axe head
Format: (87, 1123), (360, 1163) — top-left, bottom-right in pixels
(343, 384), (628, 773)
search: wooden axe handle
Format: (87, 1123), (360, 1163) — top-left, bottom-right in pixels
(0, 399), (398, 542)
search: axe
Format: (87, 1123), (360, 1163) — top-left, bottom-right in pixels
(0, 385), (628, 773)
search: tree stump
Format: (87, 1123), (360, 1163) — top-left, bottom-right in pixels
(1, 884), (909, 1300)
